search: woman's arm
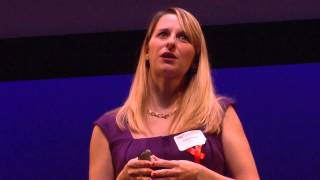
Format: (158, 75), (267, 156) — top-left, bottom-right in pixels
(221, 106), (260, 180)
(89, 126), (114, 180)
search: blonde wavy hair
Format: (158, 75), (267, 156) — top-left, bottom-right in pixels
(116, 7), (225, 135)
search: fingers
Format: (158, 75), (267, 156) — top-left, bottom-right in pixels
(127, 159), (153, 168)
(152, 159), (177, 168)
(151, 168), (179, 178)
(122, 156), (183, 179)
(127, 167), (153, 177)
(136, 177), (153, 180)
(120, 158), (153, 178)
(149, 157), (179, 178)
(150, 155), (160, 161)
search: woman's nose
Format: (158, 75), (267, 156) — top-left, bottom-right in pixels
(166, 35), (176, 50)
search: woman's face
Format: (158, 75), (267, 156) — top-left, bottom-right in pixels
(147, 14), (196, 80)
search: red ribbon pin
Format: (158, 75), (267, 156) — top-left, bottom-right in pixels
(187, 145), (205, 163)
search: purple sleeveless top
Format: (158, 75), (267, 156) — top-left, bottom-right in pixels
(94, 98), (233, 177)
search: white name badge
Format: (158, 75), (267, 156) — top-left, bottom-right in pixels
(174, 130), (206, 151)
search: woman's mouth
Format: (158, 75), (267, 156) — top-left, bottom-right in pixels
(160, 52), (177, 62)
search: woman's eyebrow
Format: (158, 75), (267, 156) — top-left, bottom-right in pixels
(156, 28), (184, 33)
(156, 28), (169, 32)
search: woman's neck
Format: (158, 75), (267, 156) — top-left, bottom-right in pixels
(147, 74), (182, 112)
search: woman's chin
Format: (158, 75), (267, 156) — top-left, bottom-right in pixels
(158, 68), (183, 79)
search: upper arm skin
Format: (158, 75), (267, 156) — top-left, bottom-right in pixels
(222, 106), (260, 180)
(89, 126), (114, 180)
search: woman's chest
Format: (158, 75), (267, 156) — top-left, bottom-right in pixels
(110, 134), (226, 176)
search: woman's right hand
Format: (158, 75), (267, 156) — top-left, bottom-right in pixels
(116, 157), (153, 180)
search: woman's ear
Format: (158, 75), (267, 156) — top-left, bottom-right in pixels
(145, 53), (150, 68)
(145, 46), (150, 61)
(193, 54), (200, 68)
(189, 55), (199, 74)
(190, 63), (198, 74)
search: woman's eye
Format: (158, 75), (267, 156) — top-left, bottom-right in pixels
(177, 33), (189, 42)
(158, 31), (169, 38)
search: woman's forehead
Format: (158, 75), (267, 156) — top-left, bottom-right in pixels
(154, 14), (185, 32)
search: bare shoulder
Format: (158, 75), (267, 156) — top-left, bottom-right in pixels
(91, 126), (108, 144)
(221, 106), (260, 180)
(222, 106), (242, 132)
(89, 126), (114, 180)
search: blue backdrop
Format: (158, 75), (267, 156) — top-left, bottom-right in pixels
(1, 63), (319, 179)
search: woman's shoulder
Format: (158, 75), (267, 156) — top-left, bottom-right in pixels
(94, 107), (120, 129)
(93, 107), (127, 141)
(218, 96), (235, 111)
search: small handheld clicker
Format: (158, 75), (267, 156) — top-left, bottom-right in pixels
(138, 149), (152, 161)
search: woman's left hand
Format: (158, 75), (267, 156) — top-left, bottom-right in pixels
(150, 155), (203, 180)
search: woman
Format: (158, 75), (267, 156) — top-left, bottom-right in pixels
(89, 7), (259, 180)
